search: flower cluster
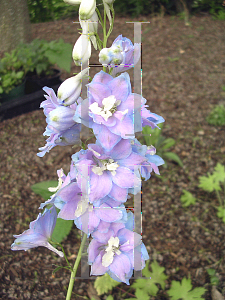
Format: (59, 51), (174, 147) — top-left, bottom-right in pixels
(11, 0), (165, 287)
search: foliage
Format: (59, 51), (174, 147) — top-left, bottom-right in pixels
(94, 273), (120, 295)
(167, 276), (206, 300)
(131, 260), (168, 297)
(27, 0), (78, 23)
(0, 39), (72, 96)
(180, 163), (225, 223)
(94, 260), (208, 300)
(26, 0), (225, 20)
(206, 105), (225, 126)
(31, 180), (58, 200)
(51, 218), (73, 243)
(31, 180), (73, 243)
(207, 268), (220, 286)
(142, 124), (183, 167)
(198, 163), (225, 192)
(180, 189), (197, 207)
(193, 0), (225, 18)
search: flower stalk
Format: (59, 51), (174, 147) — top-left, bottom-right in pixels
(66, 233), (87, 300)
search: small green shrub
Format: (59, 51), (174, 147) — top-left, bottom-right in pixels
(180, 163), (225, 223)
(206, 105), (225, 126)
(0, 39), (72, 96)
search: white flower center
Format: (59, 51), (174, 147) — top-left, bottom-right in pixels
(89, 95), (121, 121)
(92, 158), (119, 176)
(102, 236), (121, 267)
(75, 196), (93, 217)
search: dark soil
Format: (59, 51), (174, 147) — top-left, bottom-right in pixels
(1, 14), (225, 300)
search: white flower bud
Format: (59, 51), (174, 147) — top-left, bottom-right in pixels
(79, 0), (96, 20)
(63, 0), (82, 5)
(104, 0), (115, 4)
(99, 48), (113, 66)
(80, 11), (98, 50)
(80, 11), (98, 34)
(73, 34), (91, 66)
(57, 68), (89, 106)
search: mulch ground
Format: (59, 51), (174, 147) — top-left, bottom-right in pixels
(0, 13), (225, 300)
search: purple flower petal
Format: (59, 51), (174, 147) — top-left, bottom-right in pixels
(107, 73), (131, 102)
(109, 253), (132, 283)
(91, 251), (108, 275)
(89, 172), (112, 203)
(112, 167), (135, 188)
(110, 114), (134, 139)
(88, 82), (111, 105)
(109, 184), (128, 202)
(93, 123), (121, 151)
(92, 70), (113, 85)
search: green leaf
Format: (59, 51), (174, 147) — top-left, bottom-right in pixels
(180, 190), (197, 207)
(135, 288), (150, 300)
(45, 39), (72, 73)
(213, 163), (225, 184)
(217, 206), (225, 223)
(106, 296), (114, 300)
(161, 138), (175, 150)
(198, 174), (221, 192)
(207, 269), (220, 286)
(163, 152), (183, 167)
(206, 268), (216, 276)
(31, 180), (58, 200)
(132, 260), (167, 297)
(51, 218), (73, 243)
(94, 273), (120, 295)
(53, 265), (64, 274)
(168, 277), (206, 300)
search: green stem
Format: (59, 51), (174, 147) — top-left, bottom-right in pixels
(223, 179), (225, 206)
(66, 233), (87, 300)
(215, 190), (222, 206)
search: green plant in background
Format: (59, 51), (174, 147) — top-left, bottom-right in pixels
(180, 163), (225, 223)
(180, 190), (197, 207)
(199, 163), (225, 223)
(168, 276), (206, 300)
(142, 124), (183, 167)
(206, 105), (225, 126)
(0, 39), (72, 96)
(207, 268), (220, 286)
(94, 260), (206, 299)
(27, 0), (79, 23)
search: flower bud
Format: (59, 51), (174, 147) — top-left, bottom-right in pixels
(104, 0), (115, 4)
(80, 11), (98, 34)
(99, 48), (113, 66)
(57, 68), (89, 106)
(111, 52), (124, 65)
(48, 106), (75, 131)
(73, 34), (91, 66)
(79, 0), (96, 20)
(63, 0), (82, 5)
(80, 11), (98, 50)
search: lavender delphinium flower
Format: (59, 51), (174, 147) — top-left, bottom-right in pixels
(11, 207), (63, 257)
(74, 70), (163, 151)
(88, 218), (149, 284)
(130, 138), (164, 181)
(72, 139), (147, 203)
(37, 87), (81, 157)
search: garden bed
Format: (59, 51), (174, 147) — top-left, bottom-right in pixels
(0, 14), (225, 300)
